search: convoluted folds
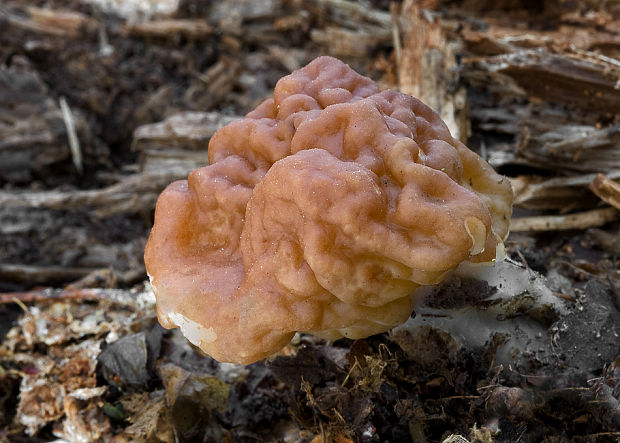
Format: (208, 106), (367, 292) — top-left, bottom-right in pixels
(145, 56), (513, 364)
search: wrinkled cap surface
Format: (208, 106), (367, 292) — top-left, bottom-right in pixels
(144, 56), (513, 364)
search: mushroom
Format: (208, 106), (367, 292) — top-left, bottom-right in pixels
(144, 56), (513, 364)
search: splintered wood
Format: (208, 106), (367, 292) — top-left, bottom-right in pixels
(396, 0), (469, 142)
(451, 7), (619, 231)
(393, 1), (620, 231)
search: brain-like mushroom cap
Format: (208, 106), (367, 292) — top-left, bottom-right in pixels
(145, 56), (513, 364)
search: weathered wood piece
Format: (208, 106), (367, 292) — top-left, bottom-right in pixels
(590, 173), (620, 210)
(309, 0), (392, 58)
(511, 207), (619, 232)
(511, 171), (620, 210)
(464, 50), (620, 174)
(456, 14), (620, 221)
(132, 111), (239, 152)
(397, 0), (469, 141)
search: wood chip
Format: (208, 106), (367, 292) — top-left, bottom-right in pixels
(590, 173), (620, 210)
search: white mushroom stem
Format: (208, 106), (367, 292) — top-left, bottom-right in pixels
(394, 259), (569, 368)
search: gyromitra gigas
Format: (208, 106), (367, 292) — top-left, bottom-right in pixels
(144, 56), (513, 364)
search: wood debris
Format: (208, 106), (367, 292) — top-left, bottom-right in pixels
(511, 207), (619, 231)
(590, 173), (620, 209)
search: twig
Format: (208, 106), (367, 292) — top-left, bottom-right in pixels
(332, 407), (345, 424)
(59, 96), (83, 174)
(0, 263), (96, 285)
(556, 259), (598, 279)
(341, 357), (360, 387)
(510, 207), (619, 232)
(0, 287), (140, 306)
(11, 297), (29, 313)
(570, 46), (620, 68)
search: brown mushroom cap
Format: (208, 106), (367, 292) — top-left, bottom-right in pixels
(144, 56), (513, 364)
